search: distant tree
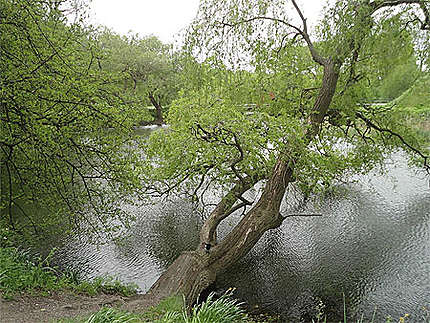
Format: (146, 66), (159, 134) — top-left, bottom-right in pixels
(0, 0), (142, 239)
(97, 31), (182, 125)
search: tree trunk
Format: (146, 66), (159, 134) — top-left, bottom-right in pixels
(149, 93), (164, 126)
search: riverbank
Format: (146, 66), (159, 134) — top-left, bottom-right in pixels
(0, 291), (132, 323)
(0, 238), (272, 322)
(1, 291), (282, 323)
(0, 242), (419, 323)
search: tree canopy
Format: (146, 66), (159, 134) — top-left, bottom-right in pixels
(141, 0), (430, 206)
(96, 30), (183, 125)
(0, 0), (143, 239)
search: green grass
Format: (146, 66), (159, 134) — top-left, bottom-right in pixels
(0, 223), (137, 300)
(58, 292), (248, 323)
(85, 308), (142, 323)
(394, 75), (430, 116)
(57, 291), (430, 323)
(141, 291), (247, 323)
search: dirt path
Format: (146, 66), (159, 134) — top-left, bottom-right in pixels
(0, 292), (138, 323)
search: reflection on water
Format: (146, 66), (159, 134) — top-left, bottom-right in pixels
(50, 152), (430, 322)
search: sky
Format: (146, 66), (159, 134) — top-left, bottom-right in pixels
(89, 0), (326, 44)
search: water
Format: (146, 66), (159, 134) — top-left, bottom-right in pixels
(51, 151), (430, 322)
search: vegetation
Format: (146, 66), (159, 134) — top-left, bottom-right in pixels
(96, 31), (183, 125)
(1, 0), (430, 320)
(62, 292), (247, 323)
(59, 294), (428, 323)
(395, 75), (430, 116)
(0, 0), (147, 240)
(0, 245), (137, 299)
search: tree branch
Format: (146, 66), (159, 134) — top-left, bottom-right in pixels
(370, 0), (430, 29)
(216, 0), (327, 66)
(282, 213), (322, 219)
(199, 174), (262, 247)
(356, 112), (430, 173)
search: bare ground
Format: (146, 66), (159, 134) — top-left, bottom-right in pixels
(0, 291), (147, 323)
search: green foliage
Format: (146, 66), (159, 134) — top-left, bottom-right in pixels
(375, 59), (420, 100)
(0, 247), (65, 299)
(0, 0), (144, 239)
(139, 0), (430, 205)
(96, 30), (183, 123)
(395, 75), (430, 116)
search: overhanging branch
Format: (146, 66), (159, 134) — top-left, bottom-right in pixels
(356, 112), (430, 173)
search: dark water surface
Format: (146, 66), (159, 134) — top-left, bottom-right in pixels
(51, 151), (430, 322)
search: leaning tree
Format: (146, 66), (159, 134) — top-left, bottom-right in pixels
(134, 0), (430, 309)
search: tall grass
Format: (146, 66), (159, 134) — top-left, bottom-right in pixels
(83, 292), (247, 323)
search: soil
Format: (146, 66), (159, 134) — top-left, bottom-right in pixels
(0, 291), (144, 323)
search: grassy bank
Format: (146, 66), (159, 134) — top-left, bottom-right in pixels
(56, 292), (275, 323)
(0, 226), (137, 300)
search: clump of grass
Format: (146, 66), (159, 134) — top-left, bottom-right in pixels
(142, 294), (185, 321)
(72, 275), (138, 297)
(0, 246), (67, 299)
(184, 292), (247, 323)
(85, 307), (142, 323)
(154, 291), (247, 323)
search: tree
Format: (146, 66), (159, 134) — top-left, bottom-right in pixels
(134, 0), (430, 310)
(375, 57), (421, 100)
(97, 31), (182, 125)
(0, 0), (142, 240)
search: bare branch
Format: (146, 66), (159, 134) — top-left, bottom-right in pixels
(282, 213), (322, 219)
(290, 0), (327, 66)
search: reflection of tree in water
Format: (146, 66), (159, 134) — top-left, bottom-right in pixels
(121, 199), (203, 270)
(215, 185), (430, 322)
